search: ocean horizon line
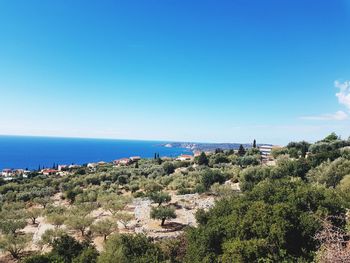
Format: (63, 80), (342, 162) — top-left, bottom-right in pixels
(0, 134), (256, 146)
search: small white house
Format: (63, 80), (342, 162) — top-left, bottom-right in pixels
(176, 154), (194, 161)
(68, 164), (81, 169)
(42, 169), (58, 176)
(87, 163), (98, 169)
(130, 156), (141, 162)
(114, 158), (131, 165)
(1, 169), (13, 177)
(58, 165), (68, 171)
(259, 145), (273, 159)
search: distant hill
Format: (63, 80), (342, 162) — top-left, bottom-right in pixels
(161, 142), (269, 153)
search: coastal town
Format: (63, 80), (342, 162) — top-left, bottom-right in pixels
(0, 144), (276, 181)
(0, 134), (349, 262)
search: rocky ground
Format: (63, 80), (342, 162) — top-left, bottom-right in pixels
(18, 192), (216, 253)
(132, 193), (215, 239)
(1, 181), (239, 261)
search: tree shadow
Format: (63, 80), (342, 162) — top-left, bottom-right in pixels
(161, 222), (186, 232)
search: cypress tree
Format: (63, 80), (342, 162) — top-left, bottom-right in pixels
(157, 156), (162, 165)
(238, 144), (246, 156)
(253, 139), (257, 148)
(197, 152), (209, 166)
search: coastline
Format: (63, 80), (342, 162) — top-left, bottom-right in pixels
(0, 135), (269, 171)
(0, 136), (192, 171)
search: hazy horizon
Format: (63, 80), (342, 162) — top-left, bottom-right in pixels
(0, 133), (268, 146)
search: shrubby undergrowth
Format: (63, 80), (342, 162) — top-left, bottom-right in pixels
(0, 133), (349, 262)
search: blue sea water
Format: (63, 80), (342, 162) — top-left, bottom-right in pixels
(0, 136), (192, 170)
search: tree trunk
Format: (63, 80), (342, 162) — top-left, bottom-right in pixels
(10, 249), (20, 259)
(161, 218), (166, 226)
(81, 229), (85, 236)
(121, 221), (128, 229)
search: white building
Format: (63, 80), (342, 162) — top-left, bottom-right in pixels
(114, 158), (131, 165)
(58, 165), (68, 171)
(1, 169), (13, 177)
(176, 154), (194, 161)
(87, 163), (98, 169)
(68, 164), (81, 169)
(130, 156), (141, 162)
(259, 145), (273, 159)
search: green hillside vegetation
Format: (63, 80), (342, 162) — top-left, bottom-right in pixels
(0, 133), (349, 262)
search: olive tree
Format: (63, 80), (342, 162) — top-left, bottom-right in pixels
(33, 197), (52, 209)
(46, 213), (67, 228)
(65, 214), (94, 237)
(150, 206), (176, 226)
(26, 207), (42, 225)
(149, 191), (171, 206)
(99, 194), (132, 216)
(36, 228), (66, 250)
(0, 205), (28, 235)
(115, 212), (134, 229)
(0, 233), (32, 259)
(90, 218), (118, 241)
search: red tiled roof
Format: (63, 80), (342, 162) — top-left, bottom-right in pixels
(180, 154), (193, 158)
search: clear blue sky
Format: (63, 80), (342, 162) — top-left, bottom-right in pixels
(1, 0), (350, 145)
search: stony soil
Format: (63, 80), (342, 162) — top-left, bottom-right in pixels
(0, 182), (239, 261)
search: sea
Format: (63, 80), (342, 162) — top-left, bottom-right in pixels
(0, 135), (193, 170)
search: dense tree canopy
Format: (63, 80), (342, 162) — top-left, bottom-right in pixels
(196, 152), (209, 166)
(98, 234), (163, 263)
(185, 178), (346, 262)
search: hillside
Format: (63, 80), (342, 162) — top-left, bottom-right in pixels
(0, 133), (349, 262)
